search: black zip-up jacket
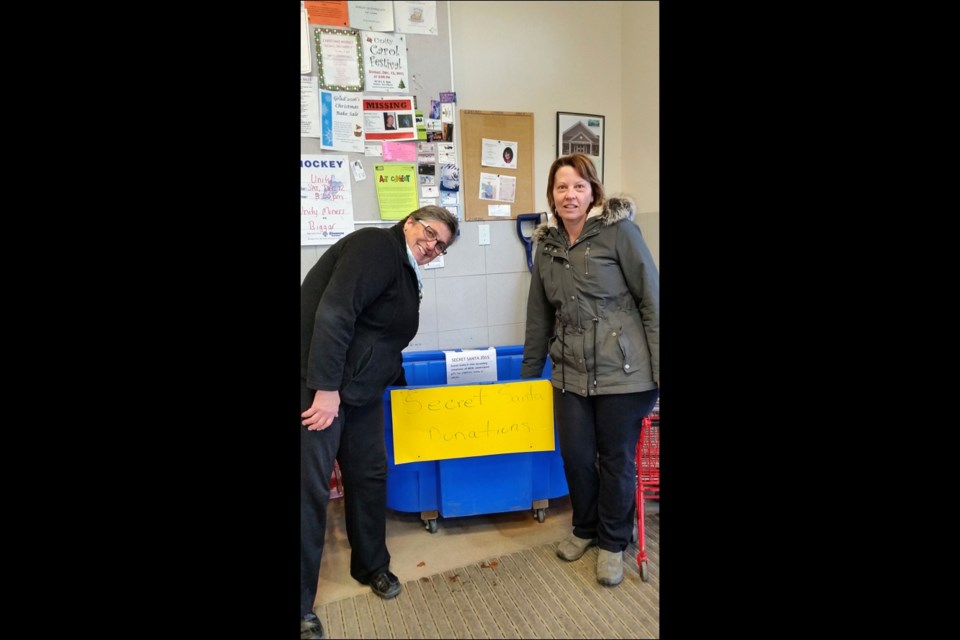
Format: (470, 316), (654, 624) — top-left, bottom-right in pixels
(301, 221), (419, 406)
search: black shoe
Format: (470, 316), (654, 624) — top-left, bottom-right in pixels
(368, 570), (401, 599)
(301, 613), (324, 639)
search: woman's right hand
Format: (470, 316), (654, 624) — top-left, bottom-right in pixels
(301, 389), (340, 430)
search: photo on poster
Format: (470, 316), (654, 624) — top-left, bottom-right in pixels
(481, 138), (518, 169)
(479, 172), (499, 201)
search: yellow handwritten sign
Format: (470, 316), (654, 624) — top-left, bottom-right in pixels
(390, 379), (554, 464)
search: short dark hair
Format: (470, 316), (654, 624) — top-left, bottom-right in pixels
(407, 205), (459, 248)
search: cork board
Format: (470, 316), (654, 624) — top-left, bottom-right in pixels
(459, 110), (535, 221)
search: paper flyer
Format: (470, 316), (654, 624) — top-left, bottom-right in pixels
(319, 90), (364, 152)
(361, 31), (409, 93)
(348, 0), (394, 31)
(301, 7), (312, 74)
(417, 163), (436, 185)
(304, 1), (349, 26)
(444, 347), (498, 384)
(316, 28), (364, 91)
(373, 163), (419, 220)
(439, 163), (460, 193)
(415, 110), (427, 140)
(482, 138), (518, 169)
(393, 1), (439, 35)
(363, 96), (417, 142)
(477, 173), (516, 203)
(417, 142), (437, 163)
(437, 142), (456, 164)
(440, 101), (455, 142)
(382, 141), (417, 162)
(301, 76), (322, 138)
(301, 154), (355, 246)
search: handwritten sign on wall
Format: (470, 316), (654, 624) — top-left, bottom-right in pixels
(390, 380), (555, 464)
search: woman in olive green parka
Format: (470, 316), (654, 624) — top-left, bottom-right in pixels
(521, 153), (659, 588)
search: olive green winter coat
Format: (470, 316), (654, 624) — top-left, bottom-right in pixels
(520, 196), (659, 397)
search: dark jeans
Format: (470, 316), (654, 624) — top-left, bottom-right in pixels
(554, 387), (659, 552)
(300, 382), (391, 616)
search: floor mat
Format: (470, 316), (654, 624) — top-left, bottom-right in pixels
(316, 516), (659, 639)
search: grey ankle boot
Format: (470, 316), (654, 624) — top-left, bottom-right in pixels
(596, 549), (624, 586)
(301, 613), (324, 639)
(556, 534), (597, 561)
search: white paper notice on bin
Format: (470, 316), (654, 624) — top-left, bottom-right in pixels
(444, 347), (497, 384)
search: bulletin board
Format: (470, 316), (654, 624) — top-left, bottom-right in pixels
(301, 1), (454, 255)
(459, 110), (535, 221)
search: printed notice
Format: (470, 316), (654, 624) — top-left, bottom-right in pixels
(305, 1), (349, 26)
(481, 138), (518, 169)
(316, 28), (364, 91)
(301, 76), (322, 138)
(445, 347), (498, 384)
(437, 142), (456, 164)
(478, 172), (516, 203)
(301, 7), (312, 74)
(363, 96), (417, 142)
(348, 0), (394, 31)
(320, 90), (364, 152)
(361, 31), (409, 93)
(382, 140), (417, 162)
(373, 163), (419, 219)
(301, 154), (355, 246)
(393, 1), (439, 35)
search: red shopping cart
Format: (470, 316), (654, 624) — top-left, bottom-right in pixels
(635, 402), (660, 581)
(330, 460), (344, 500)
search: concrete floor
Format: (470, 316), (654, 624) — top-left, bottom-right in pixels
(315, 493), (577, 606)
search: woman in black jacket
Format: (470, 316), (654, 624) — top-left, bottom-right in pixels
(300, 206), (458, 639)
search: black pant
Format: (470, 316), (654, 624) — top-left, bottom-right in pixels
(554, 388), (659, 553)
(300, 383), (391, 616)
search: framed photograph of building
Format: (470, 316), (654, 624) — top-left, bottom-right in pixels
(556, 112), (605, 181)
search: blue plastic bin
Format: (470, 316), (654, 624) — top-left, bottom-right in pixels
(383, 345), (568, 532)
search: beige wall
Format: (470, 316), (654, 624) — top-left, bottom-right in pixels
(621, 1), (660, 265)
(450, 0), (659, 265)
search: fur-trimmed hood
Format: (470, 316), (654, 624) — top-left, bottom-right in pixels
(531, 195), (637, 242)
(520, 192), (659, 395)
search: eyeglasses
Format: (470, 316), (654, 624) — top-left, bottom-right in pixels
(417, 219), (448, 255)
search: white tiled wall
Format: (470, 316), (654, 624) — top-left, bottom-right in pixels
(302, 219), (538, 354)
(422, 219), (532, 352)
(294, 219), (531, 354)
